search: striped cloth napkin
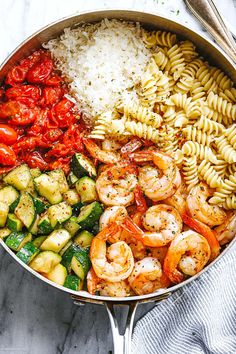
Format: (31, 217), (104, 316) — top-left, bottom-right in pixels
(132, 243), (236, 354)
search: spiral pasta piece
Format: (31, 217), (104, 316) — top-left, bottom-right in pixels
(179, 41), (198, 62)
(89, 111), (113, 139)
(198, 159), (222, 188)
(153, 50), (169, 71)
(227, 163), (236, 175)
(221, 194), (236, 209)
(125, 121), (159, 143)
(167, 44), (185, 80)
(209, 67), (233, 90)
(201, 105), (231, 125)
(182, 141), (217, 164)
(207, 92), (236, 121)
(174, 111), (189, 128)
(174, 76), (194, 94)
(123, 100), (162, 128)
(140, 70), (158, 107)
(209, 174), (236, 204)
(155, 30), (177, 47)
(189, 79), (206, 102)
(183, 125), (212, 146)
(215, 136), (236, 163)
(196, 65), (218, 93)
(181, 59), (204, 78)
(221, 88), (236, 103)
(195, 115), (224, 135)
(172, 149), (184, 167)
(182, 156), (199, 191)
(224, 125), (236, 149)
(214, 155), (228, 177)
(159, 126), (179, 153)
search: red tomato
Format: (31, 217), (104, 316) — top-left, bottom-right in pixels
(26, 58), (53, 84)
(5, 66), (28, 86)
(6, 85), (41, 102)
(51, 98), (76, 128)
(44, 74), (62, 86)
(46, 143), (72, 158)
(133, 185), (148, 213)
(42, 128), (63, 143)
(10, 106), (39, 126)
(0, 144), (16, 166)
(0, 101), (21, 119)
(0, 124), (18, 145)
(41, 86), (63, 106)
(24, 151), (48, 170)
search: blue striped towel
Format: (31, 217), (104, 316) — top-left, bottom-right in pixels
(132, 243), (236, 354)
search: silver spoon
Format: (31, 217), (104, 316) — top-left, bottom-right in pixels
(184, 0), (236, 64)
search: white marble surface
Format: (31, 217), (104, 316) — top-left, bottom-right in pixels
(0, 1), (236, 353)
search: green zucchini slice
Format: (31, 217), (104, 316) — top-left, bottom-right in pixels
(59, 240), (73, 256)
(71, 153), (97, 179)
(63, 189), (80, 205)
(33, 197), (48, 214)
(67, 172), (79, 187)
(14, 192), (36, 228)
(30, 168), (41, 178)
(76, 177), (98, 203)
(6, 213), (23, 232)
(48, 202), (72, 228)
(9, 197), (20, 212)
(0, 228), (11, 239)
(64, 216), (81, 236)
(32, 236), (47, 248)
(29, 215), (39, 235)
(40, 229), (72, 253)
(64, 275), (81, 291)
(0, 186), (19, 206)
(71, 249), (91, 281)
(5, 232), (32, 251)
(74, 230), (94, 248)
(16, 242), (39, 264)
(3, 164), (31, 191)
(0, 202), (9, 227)
(48, 169), (69, 194)
(34, 174), (62, 204)
(29, 251), (62, 273)
(77, 202), (103, 230)
(38, 213), (53, 235)
(61, 243), (81, 272)
(47, 264), (67, 285)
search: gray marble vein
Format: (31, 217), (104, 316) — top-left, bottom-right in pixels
(0, 0), (236, 353)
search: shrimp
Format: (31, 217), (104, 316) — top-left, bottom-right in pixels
(163, 230), (211, 283)
(128, 257), (171, 295)
(132, 150), (181, 201)
(214, 211), (236, 245)
(99, 207), (147, 260)
(83, 138), (121, 164)
(90, 223), (134, 282)
(96, 162), (138, 206)
(136, 204), (183, 247)
(149, 246), (169, 265)
(163, 180), (188, 216)
(186, 182), (226, 227)
(87, 269), (131, 297)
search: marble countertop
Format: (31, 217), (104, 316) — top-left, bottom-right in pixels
(0, 1), (236, 353)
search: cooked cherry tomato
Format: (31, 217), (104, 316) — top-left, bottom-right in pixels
(48, 157), (71, 175)
(42, 128), (63, 143)
(41, 86), (63, 106)
(0, 124), (18, 145)
(10, 105), (39, 126)
(44, 74), (62, 86)
(26, 57), (53, 84)
(0, 101), (21, 119)
(5, 66), (28, 86)
(24, 151), (48, 170)
(46, 143), (73, 158)
(6, 85), (41, 102)
(0, 144), (16, 165)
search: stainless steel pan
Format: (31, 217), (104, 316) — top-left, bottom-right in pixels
(0, 9), (235, 354)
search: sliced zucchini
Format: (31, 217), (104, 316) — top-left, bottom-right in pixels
(3, 164), (31, 191)
(30, 167), (41, 178)
(27, 178), (36, 197)
(64, 216), (81, 236)
(90, 221), (100, 236)
(63, 189), (80, 205)
(77, 202), (103, 230)
(5, 232), (32, 251)
(34, 174), (62, 204)
(9, 197), (20, 212)
(6, 213), (23, 232)
(29, 251), (62, 273)
(72, 202), (85, 216)
(74, 230), (94, 248)
(47, 264), (67, 285)
(64, 274), (81, 291)
(38, 213), (53, 235)
(76, 177), (98, 203)
(0, 186), (19, 206)
(49, 169), (69, 194)
(48, 202), (72, 228)
(16, 242), (39, 264)
(61, 243), (80, 272)
(29, 215), (39, 235)
(15, 192), (36, 229)
(67, 172), (79, 187)
(40, 229), (72, 253)
(71, 249), (91, 281)
(71, 153), (97, 179)
(0, 228), (11, 239)
(0, 202), (9, 227)
(32, 236), (47, 248)
(59, 240), (73, 256)
(33, 197), (48, 214)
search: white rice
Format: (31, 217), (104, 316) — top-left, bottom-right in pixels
(44, 19), (151, 118)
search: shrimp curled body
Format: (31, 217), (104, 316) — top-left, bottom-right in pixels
(214, 211), (236, 245)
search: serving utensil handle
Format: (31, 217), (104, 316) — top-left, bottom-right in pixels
(105, 302), (138, 354)
(184, 0), (236, 63)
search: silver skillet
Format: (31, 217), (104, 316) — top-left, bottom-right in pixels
(0, 9), (235, 354)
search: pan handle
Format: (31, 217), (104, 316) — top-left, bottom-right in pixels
(105, 301), (138, 354)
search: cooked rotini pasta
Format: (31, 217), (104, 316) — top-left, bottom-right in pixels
(198, 159), (222, 188)
(195, 115), (224, 135)
(209, 67), (233, 90)
(221, 194), (236, 209)
(182, 156), (199, 191)
(207, 92), (236, 120)
(125, 120), (159, 143)
(196, 65), (218, 93)
(174, 110), (189, 128)
(179, 41), (198, 62)
(89, 111), (114, 139)
(210, 175), (236, 204)
(183, 125), (212, 146)
(224, 124), (236, 149)
(182, 141), (217, 164)
(215, 136), (236, 163)
(174, 76), (194, 94)
(123, 100), (162, 128)
(167, 44), (185, 80)
(152, 50), (169, 71)
(181, 58), (204, 78)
